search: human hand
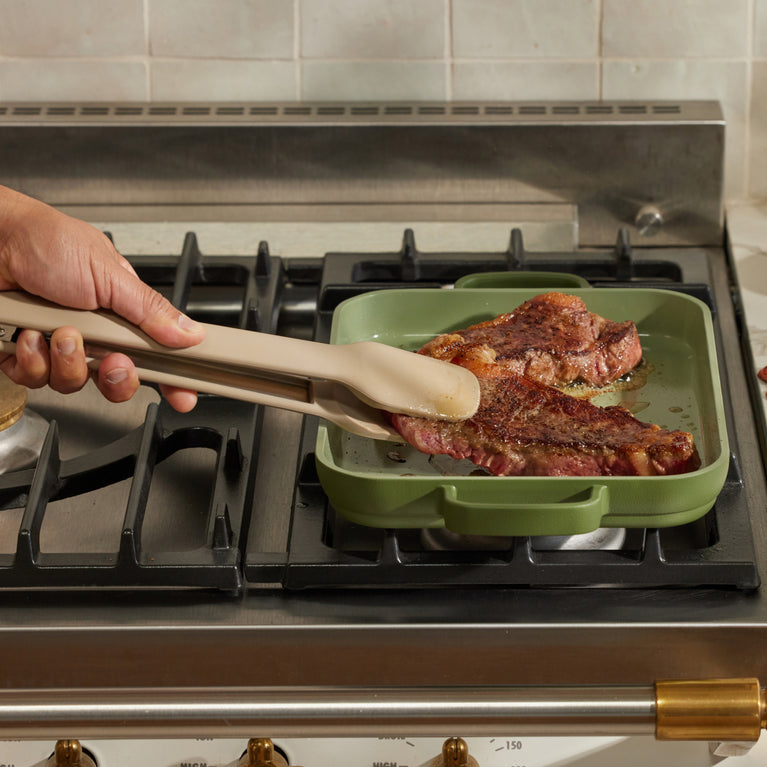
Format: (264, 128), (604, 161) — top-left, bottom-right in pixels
(0, 185), (206, 412)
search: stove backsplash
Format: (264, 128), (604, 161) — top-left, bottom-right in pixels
(0, 101), (724, 248)
(0, 0), (761, 201)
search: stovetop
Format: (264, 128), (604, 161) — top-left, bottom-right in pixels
(0, 227), (759, 597)
(2, 101), (767, 702)
(0, 226), (761, 702)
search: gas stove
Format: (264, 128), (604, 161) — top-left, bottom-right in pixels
(0, 101), (766, 765)
(1, 227), (758, 595)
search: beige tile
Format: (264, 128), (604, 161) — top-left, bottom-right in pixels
(603, 60), (747, 200)
(0, 0), (145, 56)
(756, 0), (767, 58)
(603, 0), (749, 58)
(149, 0), (293, 59)
(301, 0), (444, 59)
(750, 63), (767, 198)
(0, 60), (147, 100)
(302, 61), (446, 100)
(151, 59), (297, 100)
(453, 0), (598, 58)
(453, 61), (599, 100)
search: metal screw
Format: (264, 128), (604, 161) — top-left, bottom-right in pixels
(635, 204), (664, 237)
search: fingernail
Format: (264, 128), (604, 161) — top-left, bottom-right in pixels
(105, 367), (128, 385)
(56, 337), (76, 356)
(25, 334), (45, 354)
(178, 313), (203, 333)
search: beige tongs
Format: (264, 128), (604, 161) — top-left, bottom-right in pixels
(0, 291), (480, 441)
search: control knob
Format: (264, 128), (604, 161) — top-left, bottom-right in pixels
(239, 737), (290, 766)
(428, 737), (479, 767)
(47, 740), (97, 767)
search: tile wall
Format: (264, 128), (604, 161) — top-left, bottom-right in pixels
(0, 0), (764, 201)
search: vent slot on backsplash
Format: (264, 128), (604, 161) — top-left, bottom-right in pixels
(0, 101), (691, 123)
(0, 100), (723, 249)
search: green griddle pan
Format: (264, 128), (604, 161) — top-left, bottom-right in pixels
(315, 285), (729, 537)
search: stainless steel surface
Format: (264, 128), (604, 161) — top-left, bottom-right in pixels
(0, 101), (724, 247)
(6, 735), (749, 767)
(4, 240), (764, 701)
(0, 686), (655, 738)
(1, 101), (765, 743)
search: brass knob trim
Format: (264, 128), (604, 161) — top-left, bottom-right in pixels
(240, 738), (288, 767)
(428, 737), (479, 767)
(0, 372), (26, 431)
(50, 740), (96, 767)
(656, 678), (766, 741)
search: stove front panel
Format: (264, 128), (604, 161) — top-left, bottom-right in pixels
(2, 734), (761, 767)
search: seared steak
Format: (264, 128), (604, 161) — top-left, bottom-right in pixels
(419, 292), (642, 388)
(387, 294), (700, 477)
(388, 366), (701, 477)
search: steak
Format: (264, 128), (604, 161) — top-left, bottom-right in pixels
(388, 365), (701, 477)
(387, 294), (700, 477)
(419, 292), (642, 388)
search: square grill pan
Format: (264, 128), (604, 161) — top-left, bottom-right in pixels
(315, 287), (729, 537)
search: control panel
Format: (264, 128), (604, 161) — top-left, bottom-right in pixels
(0, 734), (762, 766)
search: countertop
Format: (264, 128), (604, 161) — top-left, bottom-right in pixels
(726, 202), (767, 423)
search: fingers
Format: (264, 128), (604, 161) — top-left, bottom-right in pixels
(0, 329), (50, 387)
(0, 329), (144, 405)
(0, 329), (197, 411)
(103, 269), (206, 350)
(93, 352), (141, 403)
(158, 384), (198, 414)
(101, 271), (205, 412)
(48, 327), (89, 394)
(0, 327), (93, 395)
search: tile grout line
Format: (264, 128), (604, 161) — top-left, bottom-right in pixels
(144, 0), (151, 101)
(598, 0), (604, 100)
(295, 0), (301, 100)
(445, 0), (453, 100)
(744, 0), (755, 200)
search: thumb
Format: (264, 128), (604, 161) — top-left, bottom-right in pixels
(106, 271), (206, 349)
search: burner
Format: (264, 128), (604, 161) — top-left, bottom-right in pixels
(0, 373), (48, 474)
(0, 371), (26, 430)
(244, 232), (761, 591)
(420, 527), (627, 552)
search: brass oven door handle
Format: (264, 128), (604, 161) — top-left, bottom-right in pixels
(655, 679), (766, 741)
(0, 680), (763, 741)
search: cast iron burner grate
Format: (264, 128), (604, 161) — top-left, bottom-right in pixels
(318, 228), (693, 309)
(245, 228), (760, 591)
(0, 233), (284, 592)
(0, 229), (759, 592)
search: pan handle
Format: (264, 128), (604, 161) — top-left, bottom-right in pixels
(438, 484), (609, 536)
(453, 271), (591, 290)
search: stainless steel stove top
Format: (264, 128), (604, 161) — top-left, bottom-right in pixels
(1, 102), (765, 746)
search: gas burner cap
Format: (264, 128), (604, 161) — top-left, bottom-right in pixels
(0, 371), (27, 431)
(0, 373), (49, 474)
(421, 526), (626, 552)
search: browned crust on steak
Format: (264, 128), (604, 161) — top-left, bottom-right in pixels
(387, 294), (699, 477)
(419, 292), (642, 388)
(389, 371), (701, 477)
